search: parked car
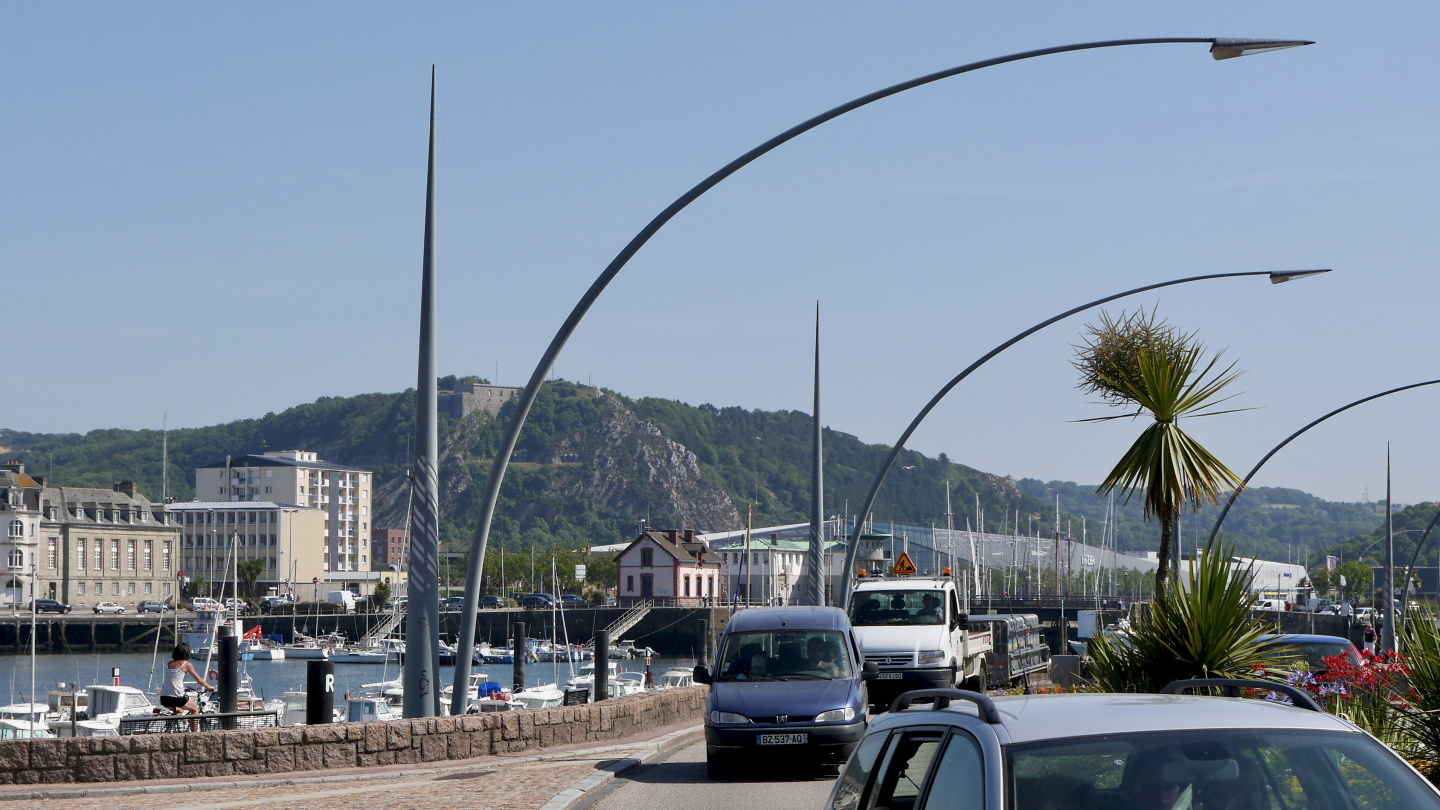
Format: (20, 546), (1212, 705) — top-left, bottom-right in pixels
(1265, 633), (1365, 674)
(825, 680), (1440, 809)
(190, 597), (222, 612)
(696, 605), (875, 779)
(1355, 606), (1378, 624)
(478, 595), (504, 609)
(259, 595), (294, 613)
(93, 601), (124, 614)
(560, 594), (589, 609)
(443, 596), (466, 611)
(601, 595), (618, 607)
(137, 600), (167, 614)
(30, 599), (71, 614)
(522, 593), (557, 609)
(383, 596), (408, 611)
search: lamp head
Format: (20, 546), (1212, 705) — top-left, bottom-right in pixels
(1211, 38), (1314, 61)
(1269, 269), (1331, 285)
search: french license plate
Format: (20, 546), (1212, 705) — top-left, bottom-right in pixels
(758, 733), (807, 745)
(875, 672), (904, 680)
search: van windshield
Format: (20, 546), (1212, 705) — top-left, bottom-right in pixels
(716, 630), (853, 681)
(849, 590), (945, 626)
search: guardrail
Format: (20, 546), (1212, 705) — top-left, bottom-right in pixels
(118, 709), (279, 735)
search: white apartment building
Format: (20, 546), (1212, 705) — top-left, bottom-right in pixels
(168, 502), (328, 599)
(194, 451), (373, 572)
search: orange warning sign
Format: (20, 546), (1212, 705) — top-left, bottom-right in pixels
(892, 552), (917, 576)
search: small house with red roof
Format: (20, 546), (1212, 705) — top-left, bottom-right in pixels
(616, 528), (722, 606)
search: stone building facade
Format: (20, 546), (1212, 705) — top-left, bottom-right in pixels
(438, 381), (522, 420)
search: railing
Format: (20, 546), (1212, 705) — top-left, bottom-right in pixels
(119, 709), (279, 735)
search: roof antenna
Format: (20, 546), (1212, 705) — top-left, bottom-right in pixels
(161, 413), (169, 503)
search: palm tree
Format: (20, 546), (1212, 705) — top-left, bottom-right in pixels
(1076, 314), (1247, 601)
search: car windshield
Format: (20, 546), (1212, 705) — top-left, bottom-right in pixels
(848, 590), (945, 626)
(715, 630), (853, 681)
(1007, 728), (1440, 810)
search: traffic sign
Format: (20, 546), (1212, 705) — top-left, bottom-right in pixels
(892, 552), (917, 576)
(312, 577), (319, 584)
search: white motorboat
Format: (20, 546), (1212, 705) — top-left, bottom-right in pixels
(509, 684), (564, 710)
(345, 694), (401, 723)
(56, 685), (153, 736)
(180, 607), (227, 655)
(440, 672), (509, 713)
(657, 667), (694, 690)
(280, 691), (343, 726)
(240, 637), (286, 661)
(614, 671), (647, 693)
(0, 703), (52, 738)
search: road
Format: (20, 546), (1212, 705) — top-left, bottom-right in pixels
(587, 741), (836, 810)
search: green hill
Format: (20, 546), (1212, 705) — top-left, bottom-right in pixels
(0, 380), (1387, 562)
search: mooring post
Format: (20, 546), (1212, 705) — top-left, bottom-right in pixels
(696, 618), (709, 668)
(306, 659), (335, 724)
(594, 630), (609, 702)
(513, 621), (527, 693)
(217, 625), (238, 728)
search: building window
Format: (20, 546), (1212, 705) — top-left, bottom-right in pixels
(77, 582), (86, 595)
(145, 582), (152, 594)
(110, 539), (120, 570)
(127, 582), (136, 595)
(640, 548), (653, 568)
(162, 541), (171, 572)
(6, 521), (20, 539)
(77, 540), (87, 571)
(94, 540), (103, 570)
(111, 582), (119, 595)
(163, 583), (171, 595)
(684, 575), (691, 597)
(47, 538), (57, 570)
(95, 581), (103, 594)
(7, 549), (21, 569)
(128, 540), (137, 571)
(144, 540), (152, 571)
(627, 575), (634, 593)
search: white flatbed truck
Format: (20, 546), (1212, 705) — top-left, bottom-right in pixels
(848, 574), (993, 708)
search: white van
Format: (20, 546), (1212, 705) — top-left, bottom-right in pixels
(326, 590), (358, 613)
(190, 597), (222, 612)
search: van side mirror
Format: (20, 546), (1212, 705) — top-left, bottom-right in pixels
(861, 661), (879, 681)
(693, 665), (712, 685)
(956, 612), (969, 631)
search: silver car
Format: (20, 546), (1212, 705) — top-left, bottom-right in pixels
(826, 680), (1440, 809)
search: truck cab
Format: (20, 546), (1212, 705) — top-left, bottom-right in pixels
(848, 576), (992, 710)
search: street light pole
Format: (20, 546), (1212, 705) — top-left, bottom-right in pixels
(837, 269), (1328, 610)
(449, 36), (1316, 708)
(1203, 379), (1440, 550)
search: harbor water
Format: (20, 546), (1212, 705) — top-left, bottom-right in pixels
(0, 651), (694, 706)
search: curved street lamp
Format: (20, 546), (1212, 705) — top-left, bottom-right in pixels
(837, 269), (1329, 610)
(1203, 379), (1440, 550)
(450, 36), (1315, 707)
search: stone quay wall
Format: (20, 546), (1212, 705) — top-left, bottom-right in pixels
(0, 686), (707, 785)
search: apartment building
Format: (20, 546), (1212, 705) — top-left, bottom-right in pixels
(1, 462), (182, 607)
(194, 451), (372, 572)
(167, 502), (327, 599)
(372, 527), (408, 570)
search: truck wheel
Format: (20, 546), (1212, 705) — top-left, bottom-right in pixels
(962, 671), (986, 693)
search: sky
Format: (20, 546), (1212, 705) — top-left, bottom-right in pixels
(3, 4), (1439, 505)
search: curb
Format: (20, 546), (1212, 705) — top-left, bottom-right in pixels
(2, 725), (704, 803)
(537, 724), (704, 810)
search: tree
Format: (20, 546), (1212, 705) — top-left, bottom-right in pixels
(1338, 560), (1373, 604)
(237, 558), (265, 598)
(371, 580), (392, 611)
(1075, 311), (1247, 602)
(1310, 567), (1331, 596)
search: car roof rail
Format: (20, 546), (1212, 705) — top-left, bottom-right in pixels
(889, 688), (1002, 724)
(1161, 678), (1323, 713)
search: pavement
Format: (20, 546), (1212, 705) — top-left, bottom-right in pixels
(583, 740), (837, 810)
(2, 722), (704, 809)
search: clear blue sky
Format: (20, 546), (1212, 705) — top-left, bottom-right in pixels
(4, 4), (1438, 504)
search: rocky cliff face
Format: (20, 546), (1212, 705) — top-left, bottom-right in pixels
(372, 393), (741, 537)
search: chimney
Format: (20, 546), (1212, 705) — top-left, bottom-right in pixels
(114, 481), (139, 499)
(1, 462), (22, 474)
(683, 529), (695, 543)
(667, 529), (679, 544)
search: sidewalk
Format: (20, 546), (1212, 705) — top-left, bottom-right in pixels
(1, 721), (703, 809)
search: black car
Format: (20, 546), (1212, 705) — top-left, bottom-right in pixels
(479, 595), (505, 609)
(560, 594), (589, 609)
(137, 600), (167, 614)
(522, 593), (557, 609)
(31, 599), (71, 614)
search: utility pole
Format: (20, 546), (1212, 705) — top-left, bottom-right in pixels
(1384, 443), (1396, 653)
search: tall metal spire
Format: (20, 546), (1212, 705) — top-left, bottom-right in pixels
(404, 66), (442, 718)
(805, 302), (825, 606)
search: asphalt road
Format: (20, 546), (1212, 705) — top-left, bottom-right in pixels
(587, 741), (837, 810)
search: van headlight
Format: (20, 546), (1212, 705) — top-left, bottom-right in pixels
(710, 711), (750, 724)
(814, 707), (856, 723)
(918, 650), (946, 663)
